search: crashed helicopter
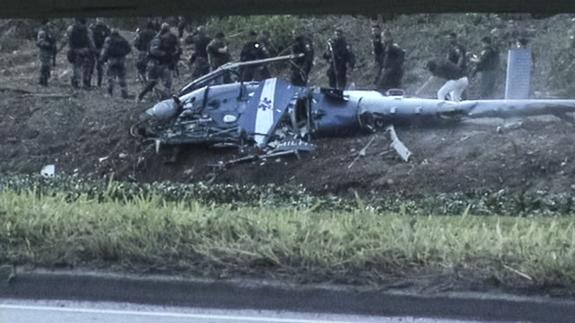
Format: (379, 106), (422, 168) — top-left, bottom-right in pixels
(132, 54), (575, 166)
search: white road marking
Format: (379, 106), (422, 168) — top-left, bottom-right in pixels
(0, 304), (353, 323)
(254, 78), (277, 146)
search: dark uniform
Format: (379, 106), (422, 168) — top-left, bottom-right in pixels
(177, 17), (186, 39)
(100, 31), (132, 98)
(447, 38), (467, 75)
(323, 32), (355, 89)
(207, 33), (232, 83)
(239, 32), (270, 81)
(66, 19), (96, 89)
(446, 34), (467, 99)
(290, 34), (314, 86)
(427, 60), (469, 101)
(164, 32), (182, 78)
(89, 20), (111, 87)
(473, 37), (500, 99)
(133, 23), (156, 82)
(149, 19), (162, 32)
(371, 27), (384, 85)
(376, 35), (405, 92)
(137, 25), (180, 101)
(36, 22), (56, 86)
(428, 60), (464, 80)
(188, 30), (212, 79)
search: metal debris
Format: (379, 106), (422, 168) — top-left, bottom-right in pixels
(386, 125), (412, 162)
(348, 135), (377, 169)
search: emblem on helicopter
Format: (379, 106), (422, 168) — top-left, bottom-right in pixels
(258, 97), (272, 111)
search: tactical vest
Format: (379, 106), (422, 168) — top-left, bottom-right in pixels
(40, 27), (56, 48)
(92, 24), (110, 49)
(160, 33), (178, 54)
(107, 36), (131, 58)
(69, 24), (90, 49)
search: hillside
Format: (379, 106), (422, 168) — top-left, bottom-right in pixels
(1, 14), (575, 198)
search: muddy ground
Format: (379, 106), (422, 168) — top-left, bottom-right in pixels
(1, 32), (575, 199)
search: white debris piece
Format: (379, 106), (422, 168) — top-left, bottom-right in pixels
(386, 125), (412, 162)
(40, 164), (55, 178)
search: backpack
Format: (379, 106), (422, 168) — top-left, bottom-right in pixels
(38, 27), (56, 50)
(43, 28), (55, 46)
(69, 24), (90, 49)
(108, 36), (131, 58)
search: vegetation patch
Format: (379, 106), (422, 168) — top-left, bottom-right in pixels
(2, 175), (575, 216)
(2, 179), (575, 296)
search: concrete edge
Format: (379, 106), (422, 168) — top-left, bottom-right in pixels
(1, 267), (575, 322)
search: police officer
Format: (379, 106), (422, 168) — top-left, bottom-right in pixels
(161, 25), (182, 78)
(239, 30), (270, 81)
(36, 19), (57, 87)
(137, 23), (180, 101)
(66, 18), (96, 89)
(258, 30), (276, 57)
(100, 29), (132, 98)
(207, 32), (232, 83)
(150, 18), (162, 32)
(446, 32), (467, 75)
(323, 29), (355, 89)
(290, 28), (314, 86)
(188, 26), (212, 79)
(371, 24), (384, 86)
(177, 16), (186, 39)
(89, 18), (111, 87)
(376, 30), (405, 92)
(471, 36), (500, 99)
(133, 21), (156, 82)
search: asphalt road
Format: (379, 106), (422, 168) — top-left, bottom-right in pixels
(0, 300), (485, 323)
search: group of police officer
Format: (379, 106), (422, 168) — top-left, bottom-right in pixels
(37, 18), (133, 98)
(36, 18), (180, 101)
(421, 32), (502, 101)
(36, 18), (500, 103)
(36, 18), (317, 101)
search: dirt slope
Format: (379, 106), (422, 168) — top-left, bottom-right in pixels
(1, 18), (575, 198)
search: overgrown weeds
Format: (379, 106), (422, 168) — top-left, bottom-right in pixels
(1, 183), (575, 294)
(2, 175), (575, 216)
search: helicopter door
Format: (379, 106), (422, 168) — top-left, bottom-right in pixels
(238, 78), (298, 148)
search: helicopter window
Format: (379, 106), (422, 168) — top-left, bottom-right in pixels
(207, 99), (221, 109)
(295, 98), (309, 125)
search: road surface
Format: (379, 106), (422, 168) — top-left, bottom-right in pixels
(0, 299), (485, 323)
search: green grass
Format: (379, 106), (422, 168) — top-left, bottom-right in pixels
(2, 189), (575, 294)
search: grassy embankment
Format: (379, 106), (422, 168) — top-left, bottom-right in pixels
(1, 177), (575, 295)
